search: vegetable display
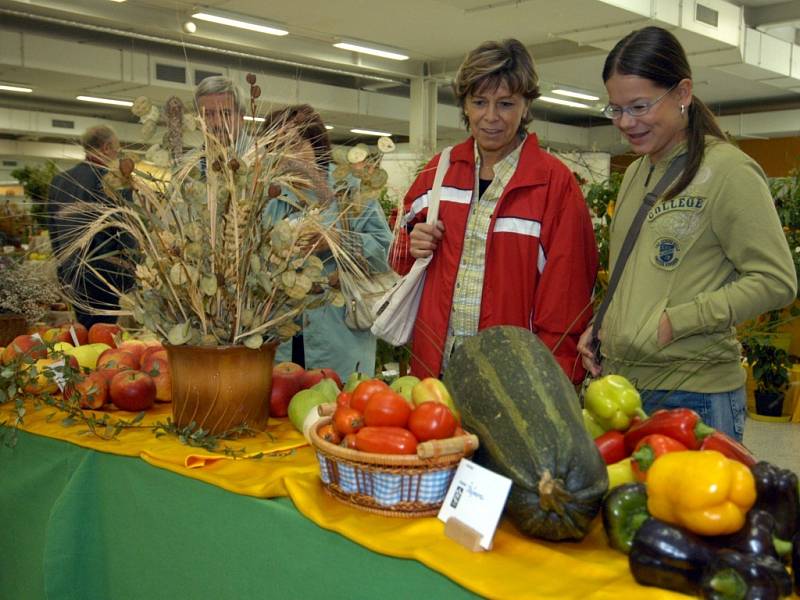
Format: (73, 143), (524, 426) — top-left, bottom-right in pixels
(584, 374), (647, 432)
(750, 461), (800, 540)
(444, 326), (608, 541)
(601, 483), (648, 554)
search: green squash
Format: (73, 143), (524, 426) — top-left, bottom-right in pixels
(443, 326), (608, 541)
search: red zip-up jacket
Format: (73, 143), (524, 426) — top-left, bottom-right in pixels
(391, 134), (598, 383)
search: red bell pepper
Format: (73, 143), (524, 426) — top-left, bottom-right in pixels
(699, 431), (757, 467)
(630, 434), (687, 481)
(623, 408), (714, 453)
(594, 430), (628, 465)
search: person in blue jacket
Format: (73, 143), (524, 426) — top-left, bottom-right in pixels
(262, 105), (393, 380)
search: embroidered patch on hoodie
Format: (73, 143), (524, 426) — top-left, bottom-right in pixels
(653, 237), (681, 268)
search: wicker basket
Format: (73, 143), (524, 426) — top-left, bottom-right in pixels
(0, 314), (27, 347)
(309, 417), (478, 518)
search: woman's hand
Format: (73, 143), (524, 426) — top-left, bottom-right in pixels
(577, 325), (602, 377)
(657, 311), (673, 346)
(409, 221), (444, 259)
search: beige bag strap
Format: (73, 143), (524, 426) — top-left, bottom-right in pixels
(425, 146), (451, 225)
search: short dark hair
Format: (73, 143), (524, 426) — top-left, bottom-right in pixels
(264, 104), (331, 168)
(603, 26), (726, 200)
(453, 39), (540, 134)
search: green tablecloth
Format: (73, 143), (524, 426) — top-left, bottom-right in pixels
(1, 430), (478, 600)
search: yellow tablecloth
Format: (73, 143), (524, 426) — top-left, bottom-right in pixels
(1, 398), (686, 600)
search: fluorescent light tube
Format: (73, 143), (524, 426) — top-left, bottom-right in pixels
(334, 42), (408, 61)
(325, 125), (334, 130)
(192, 10), (288, 36)
(76, 95), (133, 107)
(350, 128), (392, 136)
(0, 84), (33, 93)
(552, 88), (600, 102)
(243, 115), (266, 122)
(538, 96), (591, 109)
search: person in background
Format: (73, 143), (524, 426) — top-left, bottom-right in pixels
(263, 104), (393, 380)
(392, 39), (598, 383)
(194, 75), (246, 150)
(48, 125), (133, 328)
(577, 26), (797, 441)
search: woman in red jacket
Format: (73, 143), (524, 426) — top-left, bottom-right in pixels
(392, 39), (598, 383)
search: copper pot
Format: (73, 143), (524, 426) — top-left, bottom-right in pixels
(165, 343), (276, 435)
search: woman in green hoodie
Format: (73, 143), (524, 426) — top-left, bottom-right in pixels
(577, 26), (796, 441)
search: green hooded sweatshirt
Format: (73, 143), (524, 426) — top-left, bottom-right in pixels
(600, 138), (796, 392)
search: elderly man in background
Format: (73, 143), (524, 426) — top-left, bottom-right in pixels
(194, 75), (247, 150)
(48, 125), (133, 328)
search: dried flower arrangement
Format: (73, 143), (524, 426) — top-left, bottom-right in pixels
(54, 74), (368, 349)
(0, 256), (61, 324)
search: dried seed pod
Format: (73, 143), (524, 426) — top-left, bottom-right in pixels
(211, 160), (222, 172)
(246, 73), (257, 85)
(228, 158), (240, 172)
(119, 157), (135, 177)
(251, 85), (261, 99)
(267, 183), (282, 198)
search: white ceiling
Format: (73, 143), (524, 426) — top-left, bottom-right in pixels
(0, 0), (798, 178)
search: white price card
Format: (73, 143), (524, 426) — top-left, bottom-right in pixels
(438, 459), (512, 551)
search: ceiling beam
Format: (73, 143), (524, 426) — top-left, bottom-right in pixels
(745, 2), (800, 28)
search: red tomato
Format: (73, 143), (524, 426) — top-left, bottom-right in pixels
(350, 379), (389, 412)
(341, 433), (358, 449)
(332, 406), (364, 436)
(355, 427), (418, 455)
(335, 391), (352, 408)
(363, 390), (412, 428)
(408, 401), (458, 442)
(318, 423), (341, 445)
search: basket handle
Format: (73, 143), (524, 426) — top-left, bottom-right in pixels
(317, 402), (336, 417)
(417, 434), (479, 459)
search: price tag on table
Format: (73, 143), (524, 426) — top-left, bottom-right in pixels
(437, 459), (512, 551)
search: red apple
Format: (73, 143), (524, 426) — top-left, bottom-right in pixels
(109, 370), (156, 411)
(141, 354), (171, 402)
(301, 368), (342, 391)
(95, 368), (124, 386)
(88, 323), (121, 348)
(1, 334), (48, 365)
(66, 371), (109, 409)
(68, 323), (89, 346)
(117, 340), (148, 364)
(139, 345), (166, 368)
(96, 348), (139, 371)
(269, 361), (305, 418)
(43, 327), (72, 345)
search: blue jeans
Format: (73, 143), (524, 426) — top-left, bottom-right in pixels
(641, 387), (746, 442)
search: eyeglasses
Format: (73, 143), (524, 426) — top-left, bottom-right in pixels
(602, 84), (677, 120)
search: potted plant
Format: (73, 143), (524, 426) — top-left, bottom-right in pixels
(55, 79), (362, 434)
(742, 339), (790, 417)
(0, 256), (61, 346)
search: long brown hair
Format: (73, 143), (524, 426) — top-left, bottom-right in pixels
(603, 26), (726, 200)
(264, 104), (331, 168)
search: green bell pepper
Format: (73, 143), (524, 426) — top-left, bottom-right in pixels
(584, 374), (647, 432)
(582, 409), (606, 439)
(602, 482), (649, 554)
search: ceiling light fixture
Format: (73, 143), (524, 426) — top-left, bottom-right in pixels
(350, 128), (392, 136)
(243, 115), (265, 122)
(76, 95), (134, 107)
(334, 42), (408, 61)
(325, 125), (334, 130)
(192, 9), (289, 36)
(182, 20), (197, 34)
(552, 88), (600, 102)
(0, 84), (33, 93)
(537, 96), (592, 109)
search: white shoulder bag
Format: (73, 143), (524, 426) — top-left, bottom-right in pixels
(370, 146), (452, 346)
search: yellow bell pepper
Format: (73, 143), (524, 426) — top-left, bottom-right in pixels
(646, 450), (756, 536)
(607, 457), (635, 490)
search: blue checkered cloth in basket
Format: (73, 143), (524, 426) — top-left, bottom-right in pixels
(316, 452), (457, 507)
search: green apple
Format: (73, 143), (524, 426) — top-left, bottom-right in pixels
(288, 388), (328, 435)
(343, 371), (370, 393)
(389, 375), (420, 404)
(310, 378), (339, 404)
